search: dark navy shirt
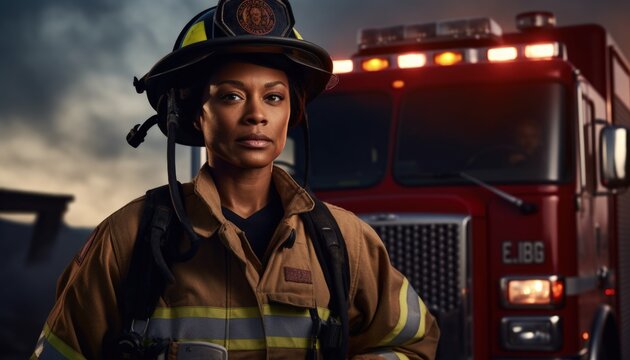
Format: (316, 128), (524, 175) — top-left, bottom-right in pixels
(222, 187), (284, 261)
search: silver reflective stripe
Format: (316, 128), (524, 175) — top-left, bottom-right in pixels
(148, 317), (264, 339)
(390, 284), (422, 345)
(377, 278), (426, 347)
(147, 306), (329, 350)
(264, 315), (314, 338)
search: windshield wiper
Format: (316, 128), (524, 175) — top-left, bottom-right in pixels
(458, 172), (537, 214)
(400, 171), (538, 215)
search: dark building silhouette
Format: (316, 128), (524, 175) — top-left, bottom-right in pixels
(0, 188), (74, 262)
(0, 188), (91, 359)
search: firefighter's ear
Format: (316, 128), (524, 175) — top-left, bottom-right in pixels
(194, 110), (203, 131)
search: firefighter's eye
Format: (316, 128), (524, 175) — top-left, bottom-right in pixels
(265, 93), (284, 103)
(220, 93), (244, 102)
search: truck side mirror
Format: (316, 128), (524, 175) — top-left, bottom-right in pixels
(600, 124), (630, 188)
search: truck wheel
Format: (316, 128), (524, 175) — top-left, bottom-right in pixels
(589, 305), (620, 360)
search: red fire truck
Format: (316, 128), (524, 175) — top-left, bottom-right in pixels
(281, 11), (630, 360)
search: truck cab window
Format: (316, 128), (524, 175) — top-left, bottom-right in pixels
(394, 82), (569, 185)
(286, 92), (391, 190)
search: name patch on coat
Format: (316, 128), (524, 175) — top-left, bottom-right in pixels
(284, 267), (312, 284)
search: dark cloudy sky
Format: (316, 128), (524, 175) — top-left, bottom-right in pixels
(1, 0), (629, 226)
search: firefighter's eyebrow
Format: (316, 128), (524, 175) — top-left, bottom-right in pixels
(211, 80), (287, 89)
(264, 81), (287, 89)
(214, 80), (244, 87)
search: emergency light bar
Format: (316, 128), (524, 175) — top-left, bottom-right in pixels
(332, 42), (565, 74)
(359, 17), (502, 49)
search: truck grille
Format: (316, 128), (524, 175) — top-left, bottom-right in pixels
(361, 214), (470, 313)
(362, 213), (471, 360)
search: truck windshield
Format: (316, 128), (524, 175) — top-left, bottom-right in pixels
(395, 82), (569, 185)
(286, 92), (391, 190)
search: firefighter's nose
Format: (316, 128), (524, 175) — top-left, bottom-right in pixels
(244, 99), (268, 125)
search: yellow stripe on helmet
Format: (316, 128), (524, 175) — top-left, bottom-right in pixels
(182, 21), (208, 47)
(293, 28), (303, 40)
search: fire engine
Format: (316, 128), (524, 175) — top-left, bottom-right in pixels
(282, 11), (630, 360)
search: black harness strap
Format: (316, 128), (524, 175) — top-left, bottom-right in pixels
(300, 196), (350, 360)
(117, 185), (180, 359)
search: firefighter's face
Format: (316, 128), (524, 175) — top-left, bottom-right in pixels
(196, 62), (291, 170)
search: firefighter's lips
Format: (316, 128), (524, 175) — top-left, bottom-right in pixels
(236, 134), (272, 148)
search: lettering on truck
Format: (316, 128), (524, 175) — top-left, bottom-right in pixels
(502, 241), (545, 264)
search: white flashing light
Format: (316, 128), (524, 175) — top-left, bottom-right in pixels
(488, 46), (518, 62)
(525, 43), (557, 59)
(397, 53), (427, 69)
(333, 59), (353, 74)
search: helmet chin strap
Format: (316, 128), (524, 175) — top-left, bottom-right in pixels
(166, 89), (202, 263)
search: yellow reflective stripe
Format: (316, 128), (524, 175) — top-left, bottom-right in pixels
(262, 304), (330, 320)
(395, 351), (410, 360)
(293, 28), (303, 40)
(378, 278), (410, 346)
(263, 304), (309, 317)
(153, 306), (259, 319)
(154, 305), (330, 320)
(41, 324), (86, 360)
(407, 297), (427, 343)
(176, 337), (314, 350)
(176, 338), (266, 350)
(181, 21), (207, 47)
(267, 336), (312, 349)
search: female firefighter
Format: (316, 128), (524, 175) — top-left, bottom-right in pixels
(33, 0), (439, 359)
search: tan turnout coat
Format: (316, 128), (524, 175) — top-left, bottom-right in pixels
(33, 165), (439, 359)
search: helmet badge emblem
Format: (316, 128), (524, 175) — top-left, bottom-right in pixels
(237, 0), (275, 35)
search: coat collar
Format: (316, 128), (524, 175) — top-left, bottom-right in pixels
(189, 164), (314, 238)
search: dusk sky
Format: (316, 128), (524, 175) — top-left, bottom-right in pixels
(1, 0), (630, 227)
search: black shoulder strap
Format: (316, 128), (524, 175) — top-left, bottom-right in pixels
(300, 195), (350, 360)
(120, 185), (179, 334)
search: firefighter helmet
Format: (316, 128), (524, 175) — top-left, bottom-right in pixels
(134, 0), (335, 146)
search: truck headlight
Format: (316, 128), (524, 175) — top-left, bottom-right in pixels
(500, 276), (564, 308)
(501, 316), (562, 351)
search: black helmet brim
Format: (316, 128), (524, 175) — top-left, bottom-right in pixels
(143, 36), (335, 111)
(141, 36), (336, 146)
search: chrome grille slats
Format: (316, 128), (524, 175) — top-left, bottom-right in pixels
(362, 213), (471, 360)
(361, 213), (470, 314)
(373, 222), (460, 312)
